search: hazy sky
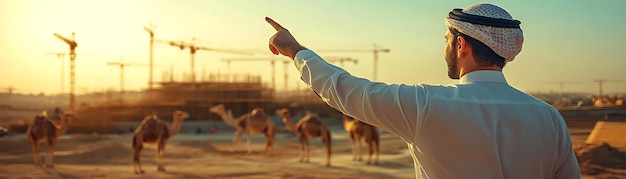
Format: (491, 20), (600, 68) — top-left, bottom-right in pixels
(1, 0), (625, 95)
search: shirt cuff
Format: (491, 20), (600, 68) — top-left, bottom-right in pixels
(293, 49), (317, 70)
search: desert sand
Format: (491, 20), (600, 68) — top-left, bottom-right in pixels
(1, 122), (416, 179)
(0, 121), (621, 179)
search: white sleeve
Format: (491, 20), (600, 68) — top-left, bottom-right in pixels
(293, 50), (427, 140)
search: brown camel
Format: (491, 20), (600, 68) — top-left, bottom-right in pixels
(209, 104), (276, 155)
(342, 114), (380, 165)
(132, 110), (188, 174)
(276, 108), (332, 166)
(26, 111), (75, 168)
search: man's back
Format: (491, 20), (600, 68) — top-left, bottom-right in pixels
(410, 71), (577, 178)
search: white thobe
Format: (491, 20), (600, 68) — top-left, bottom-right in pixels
(294, 49), (581, 179)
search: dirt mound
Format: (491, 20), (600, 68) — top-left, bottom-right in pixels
(576, 143), (626, 175)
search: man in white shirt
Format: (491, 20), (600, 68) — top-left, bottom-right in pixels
(266, 3), (581, 179)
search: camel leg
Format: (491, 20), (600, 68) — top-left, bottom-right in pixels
(30, 139), (42, 167)
(232, 129), (243, 152)
(349, 132), (357, 161)
(33, 144), (42, 167)
(133, 135), (145, 174)
(366, 139), (373, 165)
(374, 140), (380, 165)
(246, 130), (253, 154)
(298, 136), (306, 162)
(157, 140), (167, 172)
(264, 126), (275, 156)
(302, 136), (310, 163)
(356, 135), (363, 161)
(322, 128), (332, 167)
(45, 139), (56, 168)
(374, 131), (380, 165)
(365, 129), (374, 165)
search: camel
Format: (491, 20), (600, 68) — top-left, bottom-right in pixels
(26, 111), (75, 168)
(276, 108), (332, 166)
(209, 104), (276, 155)
(132, 110), (188, 174)
(342, 114), (380, 165)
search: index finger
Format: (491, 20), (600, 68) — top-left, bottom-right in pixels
(265, 17), (286, 31)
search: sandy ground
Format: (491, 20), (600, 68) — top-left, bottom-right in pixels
(0, 124), (416, 179)
(0, 124), (620, 179)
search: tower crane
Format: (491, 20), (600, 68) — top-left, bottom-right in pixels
(53, 32), (78, 111)
(221, 56), (358, 91)
(45, 52), (103, 95)
(144, 24), (156, 93)
(540, 81), (582, 95)
(107, 58), (154, 94)
(593, 79), (626, 98)
(220, 56), (290, 90)
(318, 44), (389, 81)
(591, 79), (626, 115)
(143, 24), (252, 89)
(167, 38), (252, 85)
(2, 86), (17, 95)
(1, 86), (31, 99)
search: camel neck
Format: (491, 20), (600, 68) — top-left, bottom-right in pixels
(169, 119), (183, 136)
(55, 117), (70, 137)
(219, 110), (240, 127)
(283, 116), (296, 132)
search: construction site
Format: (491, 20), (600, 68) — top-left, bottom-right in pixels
(0, 24), (395, 134)
(1, 27), (616, 131)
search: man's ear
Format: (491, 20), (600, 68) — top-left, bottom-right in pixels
(456, 36), (471, 58)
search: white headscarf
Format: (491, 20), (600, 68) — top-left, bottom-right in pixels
(445, 3), (524, 62)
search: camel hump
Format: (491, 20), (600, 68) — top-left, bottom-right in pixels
(297, 113), (322, 129)
(146, 121), (157, 129)
(309, 119), (322, 125)
(32, 114), (48, 125)
(306, 113), (322, 124)
(250, 107), (269, 121)
(145, 116), (160, 128)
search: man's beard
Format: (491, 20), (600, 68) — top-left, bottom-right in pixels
(445, 49), (460, 79)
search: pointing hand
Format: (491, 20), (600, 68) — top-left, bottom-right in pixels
(266, 17), (307, 59)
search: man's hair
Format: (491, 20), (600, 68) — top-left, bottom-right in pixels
(449, 28), (506, 68)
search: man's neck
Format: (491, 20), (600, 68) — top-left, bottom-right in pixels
(459, 66), (502, 78)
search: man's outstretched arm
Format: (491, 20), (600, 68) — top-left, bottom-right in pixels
(265, 17), (426, 140)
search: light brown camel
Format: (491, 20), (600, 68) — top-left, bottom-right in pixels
(342, 114), (380, 165)
(209, 104), (276, 155)
(26, 111), (75, 168)
(132, 110), (188, 174)
(276, 108), (332, 166)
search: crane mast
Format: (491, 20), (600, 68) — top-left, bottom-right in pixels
(53, 32), (78, 111)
